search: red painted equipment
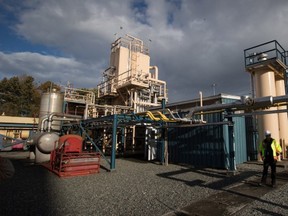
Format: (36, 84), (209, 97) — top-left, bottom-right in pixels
(58, 134), (83, 153)
(48, 134), (101, 177)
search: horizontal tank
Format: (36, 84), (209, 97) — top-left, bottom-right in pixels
(27, 132), (59, 154)
(36, 132), (59, 154)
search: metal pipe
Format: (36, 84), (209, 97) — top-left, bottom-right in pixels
(189, 94), (288, 118)
(272, 95), (288, 104)
(111, 114), (117, 170)
(149, 77), (165, 84)
(52, 117), (83, 121)
(188, 100), (244, 117)
(199, 91), (203, 122)
(149, 66), (158, 80)
(40, 117), (48, 132)
(47, 112), (83, 132)
(225, 108), (288, 117)
(148, 78), (167, 99)
(84, 104), (88, 120)
(253, 96), (273, 107)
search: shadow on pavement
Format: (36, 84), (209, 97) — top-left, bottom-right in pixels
(0, 158), (58, 216)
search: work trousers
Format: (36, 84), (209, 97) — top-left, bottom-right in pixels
(261, 158), (277, 185)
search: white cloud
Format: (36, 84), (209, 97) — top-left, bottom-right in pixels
(1, 0), (288, 102)
(0, 51), (102, 88)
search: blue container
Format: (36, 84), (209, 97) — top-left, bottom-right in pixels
(166, 97), (248, 169)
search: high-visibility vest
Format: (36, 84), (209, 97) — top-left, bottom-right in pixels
(259, 138), (282, 158)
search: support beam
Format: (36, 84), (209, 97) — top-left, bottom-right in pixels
(111, 114), (117, 171)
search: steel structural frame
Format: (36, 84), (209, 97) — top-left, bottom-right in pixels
(66, 113), (236, 172)
(68, 113), (166, 171)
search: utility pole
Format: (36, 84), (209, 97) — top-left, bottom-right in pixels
(212, 83), (217, 96)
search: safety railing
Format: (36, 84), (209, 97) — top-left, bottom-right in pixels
(244, 40), (287, 67)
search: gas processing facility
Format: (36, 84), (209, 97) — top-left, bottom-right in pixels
(1, 36), (288, 177)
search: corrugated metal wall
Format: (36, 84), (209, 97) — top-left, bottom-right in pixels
(232, 115), (247, 164)
(245, 116), (258, 160)
(167, 124), (227, 168)
(165, 97), (248, 169)
(221, 97), (248, 164)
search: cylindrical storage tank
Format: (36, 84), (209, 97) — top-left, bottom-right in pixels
(254, 69), (280, 145)
(36, 89), (63, 163)
(276, 78), (288, 157)
(39, 89), (64, 132)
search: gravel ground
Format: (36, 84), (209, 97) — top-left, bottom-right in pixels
(234, 163), (288, 216)
(1, 151), (288, 216)
(234, 187), (288, 216)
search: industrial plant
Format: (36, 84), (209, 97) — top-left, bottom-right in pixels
(1, 36), (288, 178)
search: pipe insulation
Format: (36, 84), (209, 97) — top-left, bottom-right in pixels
(47, 112), (83, 132)
(189, 94), (288, 117)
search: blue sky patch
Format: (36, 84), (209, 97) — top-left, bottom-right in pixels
(0, 3), (62, 56)
(131, 0), (150, 25)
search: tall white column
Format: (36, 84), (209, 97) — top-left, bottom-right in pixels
(254, 69), (280, 143)
(276, 78), (288, 157)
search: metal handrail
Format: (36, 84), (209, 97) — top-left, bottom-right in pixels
(244, 40), (287, 67)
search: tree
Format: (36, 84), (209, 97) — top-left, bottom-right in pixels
(0, 76), (41, 117)
(19, 75), (41, 116)
(0, 77), (21, 116)
(38, 81), (61, 93)
(0, 76), (96, 117)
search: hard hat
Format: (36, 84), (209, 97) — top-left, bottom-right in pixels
(265, 130), (271, 136)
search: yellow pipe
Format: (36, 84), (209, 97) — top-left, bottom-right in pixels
(136, 111), (160, 121)
(153, 111), (176, 122)
(136, 111), (176, 122)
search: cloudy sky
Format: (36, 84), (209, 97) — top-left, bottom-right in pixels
(0, 0), (288, 103)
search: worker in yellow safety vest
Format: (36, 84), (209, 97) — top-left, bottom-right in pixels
(259, 130), (282, 187)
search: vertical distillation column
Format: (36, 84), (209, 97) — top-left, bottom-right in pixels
(245, 41), (288, 159)
(254, 69), (280, 143)
(276, 78), (288, 157)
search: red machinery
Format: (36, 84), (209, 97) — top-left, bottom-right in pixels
(49, 134), (101, 177)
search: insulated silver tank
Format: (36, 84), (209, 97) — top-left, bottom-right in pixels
(28, 132), (60, 154)
(39, 89), (64, 131)
(37, 132), (59, 154)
